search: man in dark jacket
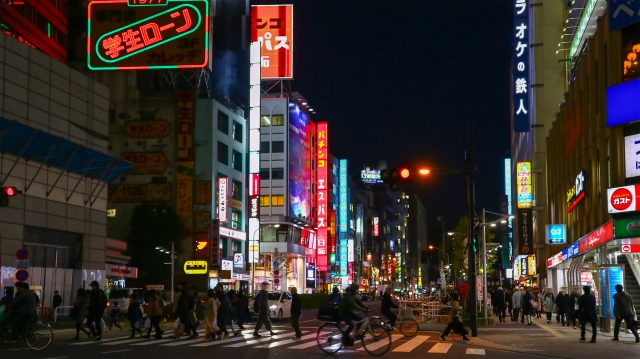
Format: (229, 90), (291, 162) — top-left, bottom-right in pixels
(555, 289), (568, 326)
(253, 282), (274, 337)
(567, 288), (580, 329)
(290, 287), (302, 340)
(578, 286), (598, 343)
(381, 287), (399, 328)
(7, 282), (37, 341)
(52, 290), (62, 311)
(493, 287), (506, 323)
(86, 281), (107, 340)
(169, 284), (191, 339)
(612, 284), (639, 343)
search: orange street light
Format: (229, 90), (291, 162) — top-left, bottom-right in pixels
(419, 169), (430, 175)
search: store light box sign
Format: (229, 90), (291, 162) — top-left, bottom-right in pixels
(516, 161), (532, 208)
(607, 78), (640, 127)
(624, 133), (640, 178)
(545, 224), (566, 245)
(251, 4), (293, 79)
(608, 184), (640, 214)
(88, 0), (210, 70)
(566, 171), (586, 212)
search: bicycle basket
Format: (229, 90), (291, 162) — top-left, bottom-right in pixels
(317, 302), (339, 322)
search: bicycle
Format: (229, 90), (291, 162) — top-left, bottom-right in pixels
(316, 310), (391, 356)
(0, 317), (53, 351)
(373, 306), (419, 337)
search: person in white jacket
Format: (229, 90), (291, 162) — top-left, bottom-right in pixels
(201, 289), (224, 341)
(512, 287), (524, 323)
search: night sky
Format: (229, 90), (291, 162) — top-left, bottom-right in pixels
(251, 0), (513, 228)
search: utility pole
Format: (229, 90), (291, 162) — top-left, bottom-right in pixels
(465, 120), (478, 337)
(442, 216), (446, 294)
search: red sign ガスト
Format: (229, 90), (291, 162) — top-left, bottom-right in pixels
(88, 0), (210, 70)
(251, 5), (293, 79)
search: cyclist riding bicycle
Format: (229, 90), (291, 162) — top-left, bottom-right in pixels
(381, 287), (399, 329)
(338, 283), (369, 346)
(6, 282), (37, 341)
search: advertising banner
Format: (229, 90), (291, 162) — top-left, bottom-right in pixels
(176, 90), (195, 233)
(108, 183), (171, 202)
(361, 169), (383, 184)
(194, 234), (209, 258)
(210, 220), (220, 267)
(373, 217), (379, 237)
(608, 184), (640, 214)
(339, 159), (348, 233)
(516, 162), (532, 208)
(614, 216), (640, 238)
(88, 0), (210, 70)
(288, 102), (311, 219)
(578, 221), (613, 253)
(250, 5), (293, 79)
(546, 224), (567, 245)
(607, 78), (640, 127)
(600, 266), (624, 318)
(610, 0), (640, 30)
(624, 134), (640, 178)
(195, 181), (212, 204)
(339, 238), (348, 277)
(194, 211), (210, 234)
(517, 208), (532, 255)
(120, 152), (169, 175)
(512, 0), (530, 132)
(316, 122), (328, 271)
(218, 178), (228, 223)
(566, 171), (586, 212)
(125, 120), (171, 138)
(176, 181), (193, 216)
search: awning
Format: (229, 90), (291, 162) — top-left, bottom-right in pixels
(0, 117), (134, 183)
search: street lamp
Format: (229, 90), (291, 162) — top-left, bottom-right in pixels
(156, 242), (176, 303)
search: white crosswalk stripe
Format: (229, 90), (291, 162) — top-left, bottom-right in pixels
(223, 331), (304, 347)
(287, 337), (322, 349)
(253, 333), (316, 348)
(428, 342), (452, 353)
(356, 334), (403, 352)
(466, 348), (486, 355)
(392, 335), (429, 352)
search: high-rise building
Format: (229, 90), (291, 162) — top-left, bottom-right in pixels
(408, 194), (428, 291)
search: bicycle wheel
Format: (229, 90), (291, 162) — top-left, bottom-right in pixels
(26, 322), (52, 351)
(0, 324), (12, 349)
(399, 318), (419, 337)
(317, 322), (343, 354)
(361, 324), (391, 356)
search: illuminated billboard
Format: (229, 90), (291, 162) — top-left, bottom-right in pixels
(361, 169), (383, 184)
(288, 103), (311, 219)
(88, 0), (210, 70)
(339, 159), (347, 233)
(516, 161), (532, 208)
(317, 122), (328, 271)
(251, 5), (293, 79)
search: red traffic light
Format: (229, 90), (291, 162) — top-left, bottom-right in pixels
(399, 168), (410, 179)
(2, 186), (17, 196)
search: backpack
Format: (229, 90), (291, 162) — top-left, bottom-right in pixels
(97, 290), (108, 310)
(253, 292), (261, 312)
(317, 302), (339, 322)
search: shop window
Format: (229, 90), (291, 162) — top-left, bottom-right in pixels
(260, 195), (270, 207)
(232, 180), (242, 201)
(232, 150), (243, 172)
(217, 142), (229, 165)
(232, 121), (243, 142)
(272, 195), (284, 206)
(272, 168), (284, 179)
(272, 141), (284, 153)
(261, 141), (270, 153)
(261, 115), (271, 127)
(232, 210), (242, 230)
(260, 168), (270, 180)
(218, 111), (229, 134)
(272, 114), (284, 126)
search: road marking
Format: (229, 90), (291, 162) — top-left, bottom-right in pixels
(100, 339), (138, 346)
(357, 334), (403, 352)
(466, 348), (486, 355)
(70, 336), (130, 345)
(101, 349), (131, 354)
(392, 335), (428, 352)
(129, 339), (174, 345)
(42, 357), (68, 359)
(254, 333), (315, 348)
(288, 338), (322, 349)
(428, 342), (452, 353)
(190, 331), (284, 347)
(223, 332), (298, 347)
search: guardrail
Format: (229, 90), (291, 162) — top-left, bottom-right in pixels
(54, 306), (73, 322)
(400, 299), (449, 323)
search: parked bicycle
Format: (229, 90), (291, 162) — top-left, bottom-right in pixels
(0, 317), (53, 351)
(316, 310), (391, 356)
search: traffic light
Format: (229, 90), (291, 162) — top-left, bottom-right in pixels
(399, 168), (410, 180)
(380, 168), (412, 191)
(0, 186), (22, 207)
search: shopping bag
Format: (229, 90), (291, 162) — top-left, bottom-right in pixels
(144, 317), (151, 329)
(174, 317), (181, 329)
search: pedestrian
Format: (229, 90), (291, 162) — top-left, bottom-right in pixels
(236, 289), (248, 329)
(144, 290), (164, 339)
(567, 288), (580, 329)
(612, 284), (639, 343)
(185, 285), (199, 338)
(127, 293), (144, 339)
(86, 281), (107, 341)
(505, 288), (513, 321)
(494, 287), (506, 323)
(555, 289), (568, 326)
(542, 288), (555, 324)
(52, 290), (62, 315)
(578, 286), (598, 343)
(512, 286), (524, 323)
(290, 287), (303, 340)
(439, 292), (470, 341)
(170, 283), (190, 339)
(227, 289), (242, 334)
(252, 282), (275, 337)
(70, 288), (91, 340)
(534, 290), (542, 318)
(381, 287), (399, 329)
(201, 289), (223, 341)
(108, 301), (123, 331)
(523, 288), (535, 326)
(330, 287), (341, 304)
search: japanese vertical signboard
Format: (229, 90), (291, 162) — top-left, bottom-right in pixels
(339, 159), (348, 233)
(518, 208), (532, 255)
(339, 238), (348, 277)
(516, 161), (532, 208)
(88, 0), (210, 70)
(513, 0), (530, 132)
(176, 90), (195, 233)
(317, 122), (329, 271)
(251, 5), (293, 79)
(373, 217), (379, 237)
(218, 178), (228, 223)
(210, 219), (220, 268)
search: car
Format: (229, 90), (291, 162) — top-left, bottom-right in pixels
(360, 294), (372, 302)
(106, 288), (142, 319)
(248, 291), (293, 321)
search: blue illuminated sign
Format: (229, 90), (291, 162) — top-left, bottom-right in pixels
(339, 238), (348, 277)
(546, 224), (567, 244)
(610, 0), (640, 30)
(607, 78), (640, 127)
(339, 159), (348, 233)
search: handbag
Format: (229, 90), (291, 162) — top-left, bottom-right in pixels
(530, 301), (538, 309)
(69, 307), (79, 320)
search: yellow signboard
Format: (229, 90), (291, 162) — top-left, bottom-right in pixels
(195, 181), (212, 204)
(121, 152), (170, 175)
(176, 162), (195, 180)
(176, 181), (193, 216)
(194, 211), (211, 233)
(184, 260), (207, 274)
(125, 120), (171, 138)
(228, 197), (242, 210)
(108, 183), (172, 202)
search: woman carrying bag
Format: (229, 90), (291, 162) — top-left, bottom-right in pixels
(439, 292), (470, 341)
(70, 288), (91, 340)
(201, 289), (223, 341)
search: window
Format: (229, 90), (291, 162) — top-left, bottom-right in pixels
(218, 111), (229, 134)
(232, 150), (243, 172)
(272, 141), (284, 153)
(272, 114), (284, 126)
(272, 168), (284, 179)
(261, 141), (270, 153)
(232, 121), (243, 142)
(260, 168), (270, 179)
(232, 180), (242, 201)
(260, 195), (270, 206)
(261, 116), (271, 127)
(272, 195), (285, 206)
(232, 210), (242, 230)
(217, 142), (229, 165)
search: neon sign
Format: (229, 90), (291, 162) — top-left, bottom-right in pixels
(88, 0), (209, 70)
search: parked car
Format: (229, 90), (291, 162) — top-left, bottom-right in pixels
(106, 288), (142, 319)
(248, 291), (292, 320)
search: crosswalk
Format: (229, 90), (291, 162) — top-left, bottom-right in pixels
(65, 326), (486, 355)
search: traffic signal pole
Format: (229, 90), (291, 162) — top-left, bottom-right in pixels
(465, 120), (478, 337)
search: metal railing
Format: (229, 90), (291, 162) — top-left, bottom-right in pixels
(54, 306), (73, 322)
(399, 299), (448, 323)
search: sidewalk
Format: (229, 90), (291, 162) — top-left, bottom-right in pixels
(457, 315), (639, 358)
